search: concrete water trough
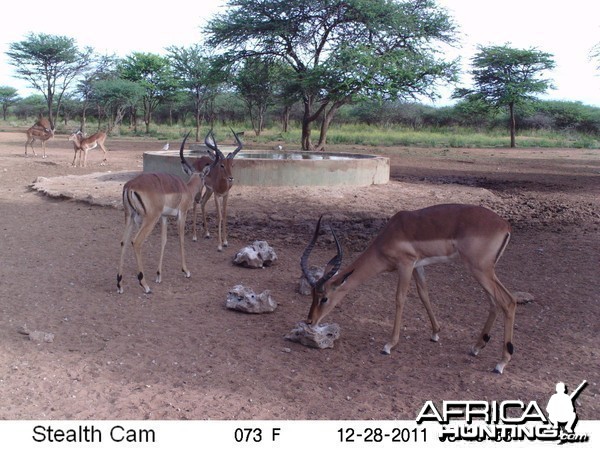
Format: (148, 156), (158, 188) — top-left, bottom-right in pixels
(143, 145), (390, 187)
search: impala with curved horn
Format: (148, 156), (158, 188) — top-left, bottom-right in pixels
(117, 132), (210, 294)
(68, 129), (109, 167)
(301, 204), (518, 374)
(192, 128), (243, 251)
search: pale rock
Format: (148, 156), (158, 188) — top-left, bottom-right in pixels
(226, 285), (277, 313)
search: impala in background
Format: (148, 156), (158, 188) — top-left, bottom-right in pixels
(68, 129), (109, 167)
(25, 124), (55, 158)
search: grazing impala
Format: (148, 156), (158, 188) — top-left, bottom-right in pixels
(68, 129), (109, 166)
(301, 204), (518, 374)
(117, 132), (213, 294)
(25, 125), (55, 158)
(192, 129), (243, 251)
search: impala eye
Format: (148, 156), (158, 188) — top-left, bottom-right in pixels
(320, 297), (328, 305)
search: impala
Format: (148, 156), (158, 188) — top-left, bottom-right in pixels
(301, 204), (518, 374)
(68, 129), (109, 166)
(192, 129), (243, 251)
(117, 132), (214, 294)
(25, 125), (55, 158)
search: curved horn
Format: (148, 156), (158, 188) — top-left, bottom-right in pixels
(179, 131), (194, 172)
(227, 128), (243, 159)
(301, 216), (324, 287)
(205, 129), (226, 160)
(316, 225), (343, 289)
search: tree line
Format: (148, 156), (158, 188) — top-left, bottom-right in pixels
(1, 0), (598, 148)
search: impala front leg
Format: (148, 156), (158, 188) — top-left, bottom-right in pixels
(156, 216), (168, 284)
(382, 267), (413, 355)
(222, 193), (229, 248)
(177, 214), (191, 278)
(200, 189), (212, 239)
(214, 194), (223, 251)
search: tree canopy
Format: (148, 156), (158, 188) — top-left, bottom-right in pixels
(454, 44), (555, 147)
(0, 86), (20, 120)
(6, 33), (94, 128)
(206, 0), (458, 150)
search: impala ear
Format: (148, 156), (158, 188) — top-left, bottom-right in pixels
(332, 270), (354, 290)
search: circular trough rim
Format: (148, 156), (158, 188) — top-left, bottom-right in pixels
(143, 148), (390, 186)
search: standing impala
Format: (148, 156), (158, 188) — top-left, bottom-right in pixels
(192, 129), (243, 251)
(25, 125), (55, 158)
(68, 129), (109, 166)
(117, 132), (214, 294)
(301, 204), (518, 374)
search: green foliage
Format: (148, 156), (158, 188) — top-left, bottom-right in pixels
(0, 86), (20, 120)
(456, 44), (556, 106)
(5, 33), (94, 127)
(119, 52), (178, 133)
(206, 0), (459, 149)
(454, 44), (556, 147)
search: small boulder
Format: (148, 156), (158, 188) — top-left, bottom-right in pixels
(285, 321), (341, 349)
(233, 240), (278, 268)
(226, 285), (277, 313)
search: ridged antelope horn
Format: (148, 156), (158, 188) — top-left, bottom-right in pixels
(227, 128), (243, 159)
(301, 216), (343, 289)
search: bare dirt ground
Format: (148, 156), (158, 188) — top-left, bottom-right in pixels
(0, 129), (598, 420)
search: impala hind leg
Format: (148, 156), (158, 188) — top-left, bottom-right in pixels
(177, 213), (191, 277)
(131, 213), (161, 294)
(117, 212), (134, 294)
(99, 142), (108, 165)
(413, 266), (442, 342)
(470, 268), (517, 374)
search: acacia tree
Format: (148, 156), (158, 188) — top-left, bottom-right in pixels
(0, 86), (20, 120)
(6, 33), (94, 128)
(75, 54), (119, 132)
(119, 52), (177, 133)
(166, 44), (221, 141)
(234, 57), (282, 136)
(206, 0), (458, 150)
(454, 44), (555, 147)
(92, 79), (145, 134)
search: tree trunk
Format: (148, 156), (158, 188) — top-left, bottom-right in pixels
(314, 101), (344, 152)
(301, 96), (313, 150)
(281, 105), (290, 133)
(509, 102), (516, 148)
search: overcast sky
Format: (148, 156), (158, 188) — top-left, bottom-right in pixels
(1, 0), (599, 106)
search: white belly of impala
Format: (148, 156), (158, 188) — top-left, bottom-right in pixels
(414, 252), (458, 268)
(162, 206), (180, 217)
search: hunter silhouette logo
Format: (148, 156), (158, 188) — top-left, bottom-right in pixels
(417, 380), (589, 443)
(546, 380), (587, 435)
